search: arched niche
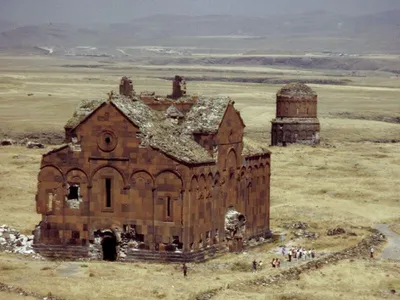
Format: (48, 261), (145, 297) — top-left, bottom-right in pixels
(131, 170), (154, 190)
(283, 131), (291, 142)
(155, 171), (183, 222)
(198, 174), (206, 191)
(37, 165), (64, 215)
(292, 131), (299, 143)
(226, 149), (237, 172)
(130, 171), (154, 220)
(91, 166), (126, 213)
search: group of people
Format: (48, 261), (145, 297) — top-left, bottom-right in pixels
(180, 246), (375, 277)
(252, 257), (281, 271)
(271, 258), (281, 268)
(282, 246), (316, 262)
(252, 259), (263, 271)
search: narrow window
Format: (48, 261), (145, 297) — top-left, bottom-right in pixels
(166, 196), (171, 217)
(105, 178), (112, 208)
(47, 192), (54, 213)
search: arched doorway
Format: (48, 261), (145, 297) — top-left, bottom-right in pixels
(101, 230), (117, 261)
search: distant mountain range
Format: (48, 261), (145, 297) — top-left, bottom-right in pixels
(0, 10), (399, 53)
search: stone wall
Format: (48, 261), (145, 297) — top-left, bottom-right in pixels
(276, 96), (317, 118)
(271, 119), (320, 146)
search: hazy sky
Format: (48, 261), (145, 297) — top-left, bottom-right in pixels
(1, 0), (400, 24)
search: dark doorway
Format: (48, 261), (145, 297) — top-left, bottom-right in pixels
(101, 231), (117, 261)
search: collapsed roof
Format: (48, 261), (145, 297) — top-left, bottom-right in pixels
(64, 94), (268, 164)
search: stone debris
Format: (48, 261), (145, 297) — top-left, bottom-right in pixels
(288, 221), (309, 230)
(224, 208), (246, 240)
(0, 139), (14, 146)
(26, 141), (45, 149)
(0, 225), (42, 258)
(0, 281), (59, 299)
(294, 230), (319, 239)
(327, 227), (346, 236)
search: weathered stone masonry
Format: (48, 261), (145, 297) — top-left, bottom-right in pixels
(271, 83), (320, 146)
(34, 77), (271, 262)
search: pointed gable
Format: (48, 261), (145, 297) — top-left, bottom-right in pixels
(65, 96), (213, 164)
(216, 103), (245, 145)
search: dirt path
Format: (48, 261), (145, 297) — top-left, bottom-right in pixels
(195, 232), (384, 300)
(374, 224), (400, 260)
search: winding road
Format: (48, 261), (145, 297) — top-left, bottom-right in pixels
(374, 224), (400, 260)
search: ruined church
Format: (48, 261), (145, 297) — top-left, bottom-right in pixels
(33, 77), (271, 262)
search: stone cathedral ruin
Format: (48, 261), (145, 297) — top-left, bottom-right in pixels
(33, 76), (271, 262)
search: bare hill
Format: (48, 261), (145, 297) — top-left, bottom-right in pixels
(0, 10), (399, 53)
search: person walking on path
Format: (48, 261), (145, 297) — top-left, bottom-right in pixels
(182, 263), (188, 277)
(370, 247), (374, 259)
(288, 249), (292, 262)
(252, 259), (258, 271)
(258, 260), (263, 270)
(271, 258), (276, 268)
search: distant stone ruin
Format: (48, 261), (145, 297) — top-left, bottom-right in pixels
(271, 83), (320, 146)
(170, 75), (186, 99)
(119, 76), (134, 97)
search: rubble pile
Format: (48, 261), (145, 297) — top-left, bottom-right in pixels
(294, 230), (319, 239)
(224, 208), (246, 240)
(26, 141), (45, 149)
(0, 225), (41, 257)
(0, 139), (46, 148)
(327, 227), (346, 236)
(290, 221), (309, 230)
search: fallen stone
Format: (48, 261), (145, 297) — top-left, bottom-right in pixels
(26, 141), (45, 149)
(327, 228), (346, 236)
(290, 222), (309, 230)
(0, 139), (14, 146)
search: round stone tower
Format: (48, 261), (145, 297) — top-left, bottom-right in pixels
(271, 83), (320, 146)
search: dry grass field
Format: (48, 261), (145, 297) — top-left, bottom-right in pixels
(0, 54), (399, 299)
